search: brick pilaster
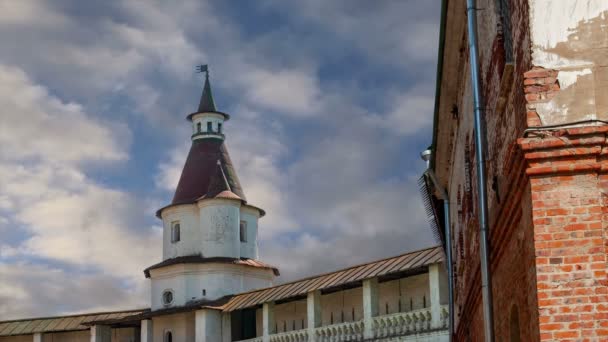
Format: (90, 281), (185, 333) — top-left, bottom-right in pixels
(519, 126), (608, 341)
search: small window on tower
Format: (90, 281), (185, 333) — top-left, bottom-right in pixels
(196, 122), (201, 132)
(218, 122), (222, 133)
(171, 222), (180, 243)
(240, 221), (247, 242)
(207, 121), (212, 132)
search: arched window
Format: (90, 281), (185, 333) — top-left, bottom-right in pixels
(196, 122), (201, 133)
(207, 121), (212, 132)
(165, 331), (172, 342)
(171, 222), (180, 243)
(218, 122), (222, 133)
(510, 305), (521, 342)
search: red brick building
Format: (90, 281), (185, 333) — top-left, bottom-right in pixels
(429, 0), (608, 341)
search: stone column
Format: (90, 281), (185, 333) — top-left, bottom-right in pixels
(140, 319), (153, 342)
(221, 312), (231, 342)
(307, 290), (321, 341)
(262, 302), (275, 342)
(33, 333), (43, 342)
(195, 309), (223, 342)
(429, 263), (442, 328)
(90, 325), (111, 342)
(362, 278), (378, 339)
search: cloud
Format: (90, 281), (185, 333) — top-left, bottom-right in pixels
(0, 262), (148, 319)
(237, 69), (322, 117)
(0, 64), (160, 318)
(0, 0), (440, 319)
(0, 65), (129, 164)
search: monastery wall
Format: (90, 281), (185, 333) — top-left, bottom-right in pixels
(438, 0), (608, 340)
(0, 328), (137, 342)
(437, 0), (537, 340)
(152, 312), (195, 342)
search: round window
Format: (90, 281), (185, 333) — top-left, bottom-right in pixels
(162, 290), (174, 305)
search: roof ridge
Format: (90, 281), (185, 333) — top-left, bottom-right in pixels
(0, 308), (149, 324)
(231, 245), (442, 298)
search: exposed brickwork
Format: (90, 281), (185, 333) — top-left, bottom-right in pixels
(523, 67), (560, 127)
(451, 0), (536, 340)
(438, 0), (608, 340)
(519, 128), (608, 341)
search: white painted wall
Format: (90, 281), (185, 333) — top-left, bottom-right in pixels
(199, 200), (241, 258)
(195, 310), (222, 342)
(162, 205), (200, 260)
(152, 312), (195, 342)
(190, 113), (225, 140)
(239, 207), (260, 259)
(150, 263), (274, 310)
(161, 199), (262, 261)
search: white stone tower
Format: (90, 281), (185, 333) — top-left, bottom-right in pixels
(145, 69), (278, 311)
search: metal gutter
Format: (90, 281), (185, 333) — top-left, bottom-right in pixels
(466, 0), (495, 340)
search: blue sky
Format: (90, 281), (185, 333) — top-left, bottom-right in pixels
(0, 0), (440, 318)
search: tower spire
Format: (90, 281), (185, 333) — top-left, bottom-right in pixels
(197, 65), (216, 112)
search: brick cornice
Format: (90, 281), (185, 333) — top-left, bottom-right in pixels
(518, 126), (608, 176)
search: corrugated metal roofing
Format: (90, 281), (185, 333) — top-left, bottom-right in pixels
(0, 309), (147, 337)
(143, 255), (279, 278)
(220, 246), (444, 312)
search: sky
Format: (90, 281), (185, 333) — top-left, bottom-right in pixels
(0, 0), (440, 319)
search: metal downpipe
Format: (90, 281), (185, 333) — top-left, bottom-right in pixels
(424, 169), (454, 341)
(466, 0), (495, 341)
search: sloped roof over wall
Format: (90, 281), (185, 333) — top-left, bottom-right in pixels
(0, 309), (147, 337)
(143, 255), (280, 278)
(219, 245), (444, 312)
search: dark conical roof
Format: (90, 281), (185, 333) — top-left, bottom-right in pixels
(198, 74), (216, 112)
(170, 139), (246, 206)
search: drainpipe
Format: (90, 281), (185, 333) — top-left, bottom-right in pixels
(421, 150), (454, 342)
(466, 0), (495, 341)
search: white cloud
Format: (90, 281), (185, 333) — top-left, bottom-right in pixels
(237, 69), (322, 117)
(370, 90), (435, 136)
(0, 0), (440, 319)
(0, 65), (129, 164)
(0, 65), (159, 317)
(0, 262), (148, 319)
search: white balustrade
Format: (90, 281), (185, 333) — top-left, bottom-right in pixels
(269, 330), (309, 342)
(314, 320), (364, 341)
(236, 306), (448, 342)
(237, 337), (263, 342)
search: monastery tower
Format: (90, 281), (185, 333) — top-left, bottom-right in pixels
(145, 70), (279, 311)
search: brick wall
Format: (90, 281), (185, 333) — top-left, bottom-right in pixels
(519, 128), (608, 341)
(447, 0), (536, 340)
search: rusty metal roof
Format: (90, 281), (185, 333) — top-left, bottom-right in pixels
(143, 255), (279, 278)
(0, 309), (147, 337)
(220, 246), (444, 312)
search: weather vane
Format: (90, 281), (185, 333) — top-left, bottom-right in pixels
(195, 64), (209, 78)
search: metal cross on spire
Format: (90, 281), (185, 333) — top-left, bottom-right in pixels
(195, 64), (209, 78)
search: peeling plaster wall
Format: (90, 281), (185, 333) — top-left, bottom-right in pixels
(529, 1), (608, 125)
